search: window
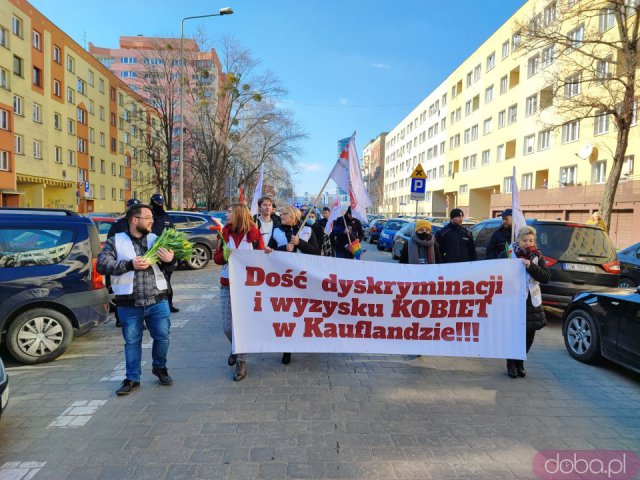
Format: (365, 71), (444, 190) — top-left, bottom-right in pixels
(541, 45), (555, 68)
(568, 25), (584, 49)
(522, 173), (533, 190)
(594, 112), (609, 135)
(120, 56), (138, 64)
(0, 109), (8, 130)
(100, 159), (105, 173)
(77, 138), (87, 153)
(474, 64), (481, 81)
(497, 144), (505, 162)
(32, 67), (42, 87)
(562, 120), (580, 143)
(119, 165), (125, 177)
(498, 110), (506, 128)
(471, 124), (478, 141)
(596, 57), (611, 82)
(88, 70), (94, 86)
(0, 67), (8, 89)
(469, 154), (477, 170)
(525, 95), (537, 116)
(512, 32), (521, 51)
(99, 106), (105, 121)
(527, 54), (540, 77)
(486, 52), (495, 71)
(99, 132), (105, 146)
(560, 165), (578, 185)
(53, 79), (61, 97)
(98, 78), (104, 93)
(53, 45), (61, 63)
(54, 112), (61, 130)
(67, 118), (75, 134)
(54, 146), (62, 163)
(508, 104), (518, 124)
(0, 150), (9, 171)
(503, 177), (513, 194)
(565, 73), (581, 97)
(0, 26), (8, 48)
(538, 130), (552, 150)
(111, 188), (116, 200)
(67, 150), (75, 166)
(13, 95), (23, 116)
(599, 8), (615, 32)
(13, 55), (23, 77)
(32, 30), (41, 50)
(623, 155), (634, 176)
(485, 85), (494, 103)
(89, 128), (95, 143)
(483, 117), (492, 135)
(77, 108), (87, 124)
(14, 134), (23, 154)
(33, 140), (42, 159)
(12, 16), (23, 37)
(592, 161), (606, 184)
(465, 100), (472, 116)
(77, 79), (86, 95)
(464, 129), (471, 144)
(482, 149), (490, 166)
(544, 2), (557, 25)
(88, 100), (94, 115)
(459, 184), (468, 194)
(500, 75), (508, 94)
(501, 40), (509, 59)
(67, 87), (75, 104)
(523, 134), (535, 155)
(463, 156), (470, 171)
(466, 71), (472, 87)
(32, 103), (41, 123)
(67, 55), (75, 73)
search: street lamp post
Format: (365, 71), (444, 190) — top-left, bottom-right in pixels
(178, 7), (233, 210)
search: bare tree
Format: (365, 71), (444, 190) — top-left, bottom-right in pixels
(516, 0), (640, 231)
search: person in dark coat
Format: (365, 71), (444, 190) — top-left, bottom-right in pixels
(435, 208), (476, 263)
(330, 207), (364, 259)
(502, 225), (551, 378)
(317, 206), (330, 231)
(486, 209), (513, 259)
(150, 194), (178, 313)
(399, 220), (442, 264)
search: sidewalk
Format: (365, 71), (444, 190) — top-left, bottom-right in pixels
(1, 264), (639, 480)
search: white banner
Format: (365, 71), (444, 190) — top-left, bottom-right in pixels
(229, 251), (528, 359)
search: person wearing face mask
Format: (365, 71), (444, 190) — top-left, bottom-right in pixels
(399, 220), (442, 265)
(305, 208), (325, 250)
(330, 207), (364, 259)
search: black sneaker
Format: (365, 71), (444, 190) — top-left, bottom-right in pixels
(116, 379), (140, 396)
(152, 367), (173, 385)
(281, 352), (291, 365)
(170, 305), (180, 313)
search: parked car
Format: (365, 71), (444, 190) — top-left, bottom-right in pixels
(86, 212), (120, 218)
(0, 208), (109, 364)
(562, 286), (640, 374)
(470, 218), (620, 308)
(167, 211), (221, 270)
(618, 242), (640, 288)
(377, 218), (409, 251)
(0, 356), (7, 419)
(89, 216), (116, 247)
(208, 211), (228, 226)
(391, 221), (445, 260)
(366, 219), (387, 244)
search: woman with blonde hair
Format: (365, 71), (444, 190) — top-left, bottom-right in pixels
(213, 203), (265, 381)
(268, 204), (320, 364)
(503, 225), (551, 378)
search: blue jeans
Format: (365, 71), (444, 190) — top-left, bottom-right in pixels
(117, 300), (171, 382)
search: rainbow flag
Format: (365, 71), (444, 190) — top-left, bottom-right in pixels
(347, 239), (363, 260)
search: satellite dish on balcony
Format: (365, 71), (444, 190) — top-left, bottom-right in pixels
(577, 143), (594, 160)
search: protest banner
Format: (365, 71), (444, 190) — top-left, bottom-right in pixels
(229, 251), (528, 359)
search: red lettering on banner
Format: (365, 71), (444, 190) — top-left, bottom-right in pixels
(272, 322), (296, 337)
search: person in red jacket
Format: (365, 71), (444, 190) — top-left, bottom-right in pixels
(213, 203), (265, 381)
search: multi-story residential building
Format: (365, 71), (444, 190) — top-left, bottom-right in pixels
(362, 133), (386, 214)
(0, 0), (156, 212)
(380, 0), (639, 246)
(383, 85), (448, 218)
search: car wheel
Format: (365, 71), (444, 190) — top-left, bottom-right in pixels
(377, 243), (383, 251)
(618, 277), (637, 288)
(6, 308), (74, 364)
(392, 248), (399, 260)
(563, 309), (601, 364)
(185, 243), (210, 270)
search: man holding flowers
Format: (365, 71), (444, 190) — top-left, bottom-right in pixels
(97, 204), (191, 396)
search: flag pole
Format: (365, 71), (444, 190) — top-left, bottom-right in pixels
(295, 174), (333, 237)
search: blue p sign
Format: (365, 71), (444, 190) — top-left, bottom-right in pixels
(411, 178), (426, 193)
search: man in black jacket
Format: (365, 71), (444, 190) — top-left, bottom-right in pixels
(486, 209), (513, 259)
(330, 207), (364, 259)
(435, 208), (477, 263)
(150, 194), (178, 313)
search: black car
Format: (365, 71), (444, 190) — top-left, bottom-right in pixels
(366, 219), (387, 244)
(562, 287), (640, 373)
(0, 356), (7, 419)
(618, 242), (640, 288)
(0, 208), (109, 364)
(470, 219), (620, 308)
(167, 211), (221, 270)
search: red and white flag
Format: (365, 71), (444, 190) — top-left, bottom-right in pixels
(250, 163), (264, 216)
(329, 133), (371, 223)
(324, 197), (343, 235)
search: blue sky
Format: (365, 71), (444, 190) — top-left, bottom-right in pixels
(32, 0), (525, 197)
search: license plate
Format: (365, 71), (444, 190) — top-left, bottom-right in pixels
(381, 233), (388, 239)
(1, 385), (8, 411)
(563, 262), (597, 273)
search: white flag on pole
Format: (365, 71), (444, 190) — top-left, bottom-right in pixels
(324, 197), (343, 235)
(328, 133), (371, 224)
(511, 166), (527, 243)
(249, 163), (264, 217)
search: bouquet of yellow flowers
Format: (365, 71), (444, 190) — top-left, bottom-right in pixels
(142, 228), (193, 264)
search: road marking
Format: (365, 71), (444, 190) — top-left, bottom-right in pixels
(173, 293), (217, 300)
(142, 339), (153, 349)
(101, 361), (146, 382)
(184, 304), (207, 312)
(0, 462), (46, 480)
(171, 319), (189, 328)
(47, 400), (107, 428)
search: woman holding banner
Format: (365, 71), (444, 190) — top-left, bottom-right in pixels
(268, 205), (320, 364)
(213, 203), (265, 382)
(503, 226), (551, 378)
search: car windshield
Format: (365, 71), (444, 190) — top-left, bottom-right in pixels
(0, 228), (75, 267)
(535, 224), (617, 262)
(385, 220), (407, 230)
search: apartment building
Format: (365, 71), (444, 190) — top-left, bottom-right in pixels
(362, 132), (386, 214)
(383, 84), (448, 217)
(380, 0), (640, 246)
(0, 0), (156, 212)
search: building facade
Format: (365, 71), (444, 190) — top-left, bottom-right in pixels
(0, 0), (156, 212)
(362, 133), (386, 214)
